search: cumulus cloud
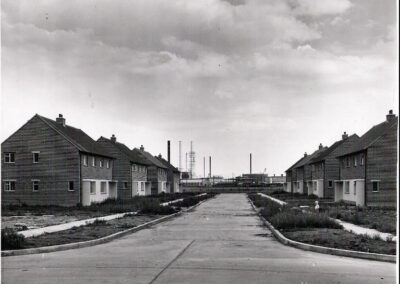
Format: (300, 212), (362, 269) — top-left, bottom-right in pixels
(1, 0), (397, 176)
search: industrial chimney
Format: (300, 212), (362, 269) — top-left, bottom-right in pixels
(209, 156), (212, 178)
(250, 153), (252, 174)
(167, 140), (171, 163)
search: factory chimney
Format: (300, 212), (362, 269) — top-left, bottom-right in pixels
(250, 153), (252, 174)
(167, 140), (171, 163)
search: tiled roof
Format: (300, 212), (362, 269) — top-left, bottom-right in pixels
(133, 148), (168, 169)
(98, 137), (151, 166)
(310, 134), (359, 163)
(337, 118), (398, 157)
(293, 147), (328, 169)
(37, 115), (114, 158)
(286, 155), (308, 172)
(155, 156), (180, 173)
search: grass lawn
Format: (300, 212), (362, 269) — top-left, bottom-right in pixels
(283, 228), (396, 255)
(22, 214), (160, 249)
(248, 193), (396, 255)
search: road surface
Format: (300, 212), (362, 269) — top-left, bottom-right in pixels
(2, 194), (396, 283)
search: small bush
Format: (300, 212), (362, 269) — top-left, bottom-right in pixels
(140, 204), (177, 215)
(91, 219), (107, 226)
(269, 212), (343, 230)
(1, 228), (26, 250)
(308, 194), (319, 200)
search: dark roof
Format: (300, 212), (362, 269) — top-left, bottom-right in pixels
(155, 156), (180, 173)
(97, 137), (151, 166)
(310, 134), (359, 163)
(133, 148), (167, 169)
(286, 155), (308, 172)
(293, 147), (328, 168)
(337, 118), (398, 157)
(37, 115), (114, 158)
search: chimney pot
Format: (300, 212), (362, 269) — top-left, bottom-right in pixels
(304, 152), (307, 157)
(342, 131), (348, 140)
(56, 114), (66, 127)
(386, 110), (396, 121)
(140, 145), (144, 151)
(319, 143), (323, 150)
(111, 134), (116, 143)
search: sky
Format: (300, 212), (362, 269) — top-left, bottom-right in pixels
(1, 0), (398, 178)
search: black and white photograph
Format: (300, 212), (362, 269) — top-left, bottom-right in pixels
(1, 0), (398, 283)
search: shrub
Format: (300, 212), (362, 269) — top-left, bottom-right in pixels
(269, 212), (343, 230)
(308, 194), (319, 200)
(1, 228), (26, 250)
(140, 204), (177, 215)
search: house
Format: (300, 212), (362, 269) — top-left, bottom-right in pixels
(284, 155), (308, 193)
(292, 145), (328, 194)
(308, 132), (359, 198)
(334, 111), (398, 207)
(2, 114), (116, 206)
(155, 154), (181, 193)
(97, 135), (152, 197)
(133, 146), (169, 195)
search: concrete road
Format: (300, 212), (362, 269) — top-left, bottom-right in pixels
(2, 194), (396, 283)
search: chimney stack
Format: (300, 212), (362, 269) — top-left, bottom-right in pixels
(140, 145), (144, 151)
(209, 156), (212, 178)
(110, 134), (116, 143)
(250, 153), (252, 174)
(318, 143), (323, 150)
(304, 152), (307, 157)
(56, 114), (66, 127)
(158, 154), (162, 158)
(342, 131), (348, 140)
(386, 110), (396, 122)
(167, 140), (171, 163)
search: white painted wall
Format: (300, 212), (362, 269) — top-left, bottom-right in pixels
(133, 181), (148, 196)
(334, 179), (365, 206)
(311, 179), (324, 198)
(283, 182), (291, 193)
(82, 179), (113, 206)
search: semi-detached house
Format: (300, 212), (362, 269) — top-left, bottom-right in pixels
(2, 114), (116, 207)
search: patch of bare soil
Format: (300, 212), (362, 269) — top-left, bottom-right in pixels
(23, 215), (160, 249)
(283, 228), (396, 255)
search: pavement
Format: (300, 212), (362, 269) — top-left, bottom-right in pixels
(1, 194), (396, 284)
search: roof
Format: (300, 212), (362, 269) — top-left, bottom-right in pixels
(293, 147), (328, 169)
(155, 156), (180, 173)
(132, 148), (168, 169)
(337, 118), (398, 157)
(97, 137), (151, 166)
(286, 155), (308, 172)
(310, 134), (359, 164)
(37, 115), (114, 158)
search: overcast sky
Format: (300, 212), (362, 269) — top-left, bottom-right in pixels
(1, 0), (398, 178)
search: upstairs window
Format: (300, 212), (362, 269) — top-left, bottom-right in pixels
(372, 181), (380, 192)
(92, 157), (96, 167)
(346, 157), (350, 167)
(83, 155), (88, 166)
(68, 181), (74, 191)
(32, 180), (40, 192)
(4, 152), (15, 163)
(353, 156), (357, 167)
(3, 180), (16, 191)
(122, 182), (128, 189)
(133, 165), (137, 172)
(360, 154), (365, 166)
(106, 160), (110, 168)
(99, 159), (104, 168)
(328, 180), (333, 188)
(32, 152), (40, 163)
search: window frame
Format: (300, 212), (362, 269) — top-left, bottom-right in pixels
(32, 151), (40, 164)
(106, 160), (110, 169)
(32, 180), (40, 192)
(3, 180), (16, 192)
(372, 180), (380, 192)
(68, 181), (75, 191)
(360, 154), (365, 166)
(122, 181), (128, 189)
(92, 157), (96, 167)
(99, 159), (104, 168)
(346, 157), (350, 168)
(4, 152), (15, 164)
(100, 182), (107, 194)
(353, 181), (357, 195)
(90, 181), (96, 195)
(328, 180), (333, 188)
(83, 155), (88, 166)
(353, 156), (357, 167)
(344, 181), (350, 194)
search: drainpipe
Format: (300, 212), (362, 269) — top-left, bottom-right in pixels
(364, 150), (368, 207)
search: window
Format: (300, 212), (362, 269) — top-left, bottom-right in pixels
(311, 165), (315, 171)
(106, 160), (110, 168)
(92, 157), (96, 167)
(3, 180), (16, 191)
(32, 180), (40, 192)
(32, 152), (40, 163)
(328, 180), (333, 188)
(83, 155), (88, 166)
(353, 156), (357, 167)
(360, 154), (365, 166)
(99, 159), (103, 168)
(4, 152), (15, 163)
(100, 182), (107, 194)
(68, 181), (74, 191)
(122, 182), (128, 189)
(346, 157), (350, 167)
(344, 181), (350, 194)
(353, 181), (357, 195)
(372, 181), (380, 192)
(90, 181), (96, 194)
(141, 182), (145, 191)
(133, 165), (137, 172)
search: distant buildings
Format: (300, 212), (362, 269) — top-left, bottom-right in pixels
(285, 110), (398, 208)
(2, 114), (181, 206)
(236, 174), (285, 186)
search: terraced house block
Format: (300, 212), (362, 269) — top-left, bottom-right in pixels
(2, 114), (115, 206)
